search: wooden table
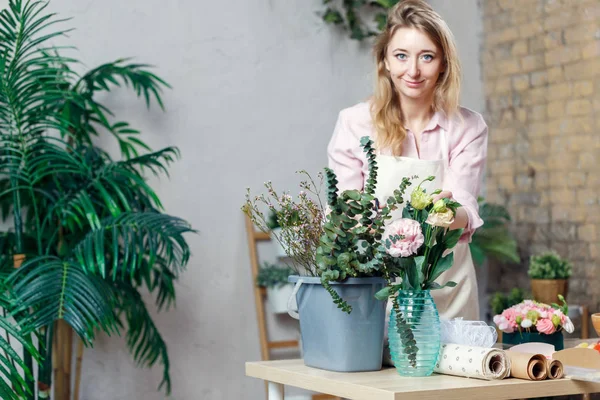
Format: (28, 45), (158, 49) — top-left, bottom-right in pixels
(246, 359), (600, 400)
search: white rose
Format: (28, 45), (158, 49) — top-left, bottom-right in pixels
(539, 311), (548, 319)
(521, 318), (533, 328)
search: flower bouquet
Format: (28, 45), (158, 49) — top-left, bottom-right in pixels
(368, 179), (464, 375)
(493, 295), (574, 350)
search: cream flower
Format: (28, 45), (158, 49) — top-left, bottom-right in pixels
(425, 209), (454, 228)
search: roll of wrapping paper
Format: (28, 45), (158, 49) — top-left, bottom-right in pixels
(434, 344), (511, 380)
(547, 359), (564, 379)
(506, 351), (548, 380)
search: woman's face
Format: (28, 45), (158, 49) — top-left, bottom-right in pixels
(384, 27), (444, 102)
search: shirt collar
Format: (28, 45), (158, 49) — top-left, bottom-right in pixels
(424, 110), (448, 132)
(404, 110), (449, 133)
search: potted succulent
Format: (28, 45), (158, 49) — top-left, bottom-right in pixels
(528, 251), (572, 305)
(256, 262), (295, 313)
(494, 296), (574, 351)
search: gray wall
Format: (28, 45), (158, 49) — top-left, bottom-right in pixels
(1, 0), (483, 398)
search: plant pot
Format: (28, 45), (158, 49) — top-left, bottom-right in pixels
(388, 290), (441, 376)
(266, 284), (294, 314)
(502, 330), (564, 351)
(271, 227), (288, 258)
(288, 275), (386, 372)
(531, 279), (568, 305)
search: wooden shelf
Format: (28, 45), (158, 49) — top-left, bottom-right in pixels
(267, 340), (299, 350)
(244, 214), (339, 400)
(254, 231), (270, 241)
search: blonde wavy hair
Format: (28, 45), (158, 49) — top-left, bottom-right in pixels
(371, 0), (461, 155)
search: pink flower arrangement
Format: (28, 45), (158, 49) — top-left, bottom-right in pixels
(382, 218), (424, 257)
(493, 300), (574, 335)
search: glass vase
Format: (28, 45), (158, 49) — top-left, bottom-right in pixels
(388, 290), (441, 376)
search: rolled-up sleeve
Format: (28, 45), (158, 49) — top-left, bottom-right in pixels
(326, 110), (365, 192)
(444, 113), (488, 242)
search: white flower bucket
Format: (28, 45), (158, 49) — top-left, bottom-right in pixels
(267, 283), (294, 314)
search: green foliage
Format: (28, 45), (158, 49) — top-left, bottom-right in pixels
(320, 0), (401, 41)
(0, 1), (194, 396)
(490, 288), (526, 316)
(266, 211), (280, 230)
(391, 297), (417, 368)
(528, 251), (572, 279)
(256, 263), (294, 289)
(469, 198), (520, 266)
(317, 136), (412, 313)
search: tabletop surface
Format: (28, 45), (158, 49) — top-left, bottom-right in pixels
(246, 359), (600, 400)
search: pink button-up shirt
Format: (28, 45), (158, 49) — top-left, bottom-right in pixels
(326, 101), (488, 242)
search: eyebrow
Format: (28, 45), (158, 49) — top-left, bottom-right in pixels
(392, 48), (437, 54)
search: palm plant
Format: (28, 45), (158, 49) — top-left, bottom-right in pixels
(0, 1), (194, 398)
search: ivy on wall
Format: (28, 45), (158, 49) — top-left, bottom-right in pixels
(321, 0), (400, 40)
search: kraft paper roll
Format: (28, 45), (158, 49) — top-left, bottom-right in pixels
(547, 359), (564, 379)
(506, 351), (548, 380)
(434, 344), (511, 380)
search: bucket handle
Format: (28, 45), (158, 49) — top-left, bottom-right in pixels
(287, 278), (303, 320)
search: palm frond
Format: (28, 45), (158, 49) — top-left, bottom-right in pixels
(43, 146), (179, 236)
(0, 313), (39, 400)
(60, 58), (170, 158)
(0, 0), (76, 138)
(71, 212), (194, 280)
(117, 282), (171, 393)
(76, 58), (170, 108)
(7, 256), (119, 344)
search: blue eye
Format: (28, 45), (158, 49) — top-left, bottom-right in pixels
(395, 53), (407, 60)
(422, 54), (434, 61)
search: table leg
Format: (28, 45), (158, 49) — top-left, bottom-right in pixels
(268, 381), (284, 400)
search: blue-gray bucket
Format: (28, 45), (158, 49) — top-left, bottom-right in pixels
(288, 275), (386, 372)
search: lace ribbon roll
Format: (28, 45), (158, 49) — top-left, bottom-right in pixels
(434, 344), (511, 380)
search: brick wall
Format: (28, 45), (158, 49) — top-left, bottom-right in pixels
(480, 0), (600, 312)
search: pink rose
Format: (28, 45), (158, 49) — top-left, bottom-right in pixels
(503, 308), (518, 325)
(383, 218), (424, 257)
(536, 318), (556, 335)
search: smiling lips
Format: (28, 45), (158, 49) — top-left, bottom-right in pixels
(403, 79), (424, 88)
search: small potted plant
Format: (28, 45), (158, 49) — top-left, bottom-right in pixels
(494, 296), (574, 351)
(265, 211), (287, 258)
(256, 262), (295, 313)
(490, 288), (526, 316)
(528, 251), (572, 305)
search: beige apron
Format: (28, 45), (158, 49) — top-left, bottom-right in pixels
(373, 130), (479, 323)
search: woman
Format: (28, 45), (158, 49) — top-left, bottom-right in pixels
(327, 0), (487, 321)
